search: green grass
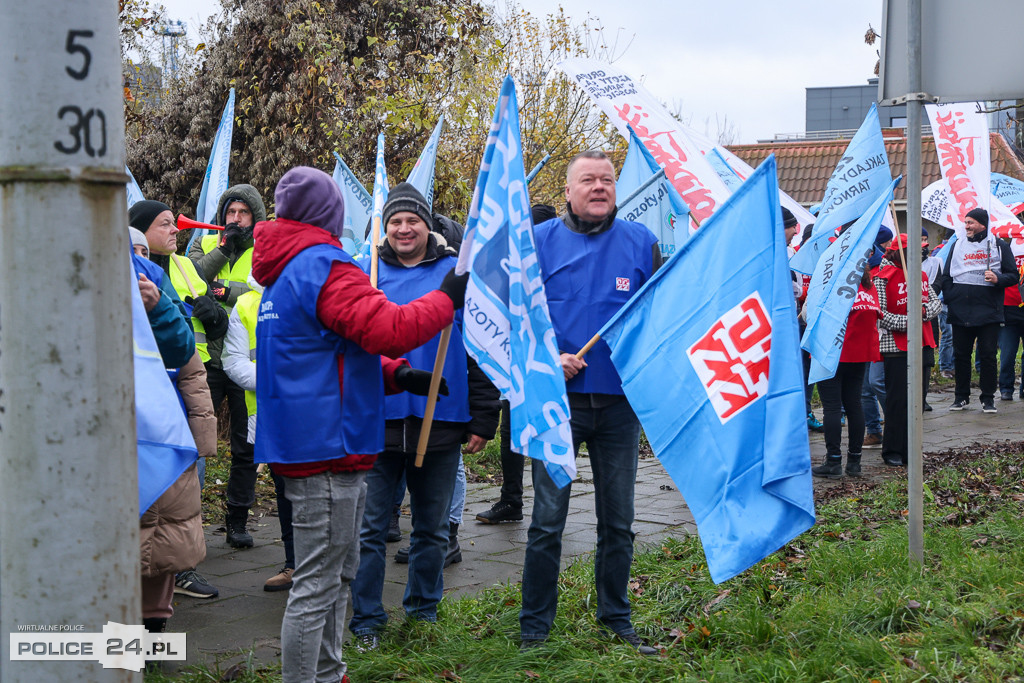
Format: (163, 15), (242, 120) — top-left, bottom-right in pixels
(148, 447), (1024, 683)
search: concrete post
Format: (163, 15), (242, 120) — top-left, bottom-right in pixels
(0, 0), (138, 680)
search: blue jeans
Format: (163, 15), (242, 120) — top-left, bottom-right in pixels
(449, 456), (465, 525)
(280, 471), (365, 683)
(861, 361), (885, 435)
(520, 395), (640, 640)
(938, 306), (954, 372)
(350, 446), (461, 634)
(998, 319), (1024, 394)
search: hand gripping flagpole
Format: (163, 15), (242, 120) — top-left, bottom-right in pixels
(415, 325), (452, 468)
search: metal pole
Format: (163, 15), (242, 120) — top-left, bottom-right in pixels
(905, 0), (925, 567)
(0, 0), (138, 680)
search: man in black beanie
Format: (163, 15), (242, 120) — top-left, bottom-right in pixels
(935, 208), (1019, 413)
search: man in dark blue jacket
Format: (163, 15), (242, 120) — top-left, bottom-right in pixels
(519, 151), (660, 655)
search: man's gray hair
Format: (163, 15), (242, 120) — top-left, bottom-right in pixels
(566, 150), (612, 181)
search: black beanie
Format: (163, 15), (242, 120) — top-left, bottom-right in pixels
(965, 207), (989, 228)
(382, 182), (432, 230)
(780, 207), (798, 229)
(128, 200), (172, 233)
(531, 204), (557, 225)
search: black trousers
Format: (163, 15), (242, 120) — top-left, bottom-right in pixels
(498, 400), (525, 507)
(952, 323), (1000, 404)
(817, 362), (867, 457)
(882, 353), (909, 465)
(206, 363), (257, 515)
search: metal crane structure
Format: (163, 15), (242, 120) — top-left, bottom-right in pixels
(155, 19), (186, 83)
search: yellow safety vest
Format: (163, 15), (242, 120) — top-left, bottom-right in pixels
(167, 255), (211, 362)
(200, 235), (254, 312)
(234, 290), (261, 418)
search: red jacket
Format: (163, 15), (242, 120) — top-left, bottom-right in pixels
(251, 219), (454, 477)
(840, 281), (881, 363)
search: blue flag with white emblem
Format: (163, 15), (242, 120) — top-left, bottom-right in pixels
(186, 88), (235, 253)
(331, 152), (372, 254)
(131, 260), (198, 515)
(599, 156), (814, 583)
(405, 117), (443, 210)
(790, 103), (891, 275)
(802, 176), (902, 383)
(617, 126), (689, 258)
(455, 76), (575, 487)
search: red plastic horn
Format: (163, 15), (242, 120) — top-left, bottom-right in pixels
(177, 214), (224, 232)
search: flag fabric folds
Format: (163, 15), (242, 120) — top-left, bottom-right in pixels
(617, 127), (690, 258)
(991, 173), (1024, 215)
(790, 103), (891, 275)
(405, 117), (443, 210)
(331, 152), (373, 254)
(455, 76), (575, 487)
(599, 155), (815, 583)
(358, 134), (391, 260)
(706, 148), (744, 193)
(801, 176), (902, 384)
(186, 88), (235, 253)
(126, 165), (145, 208)
(131, 262), (198, 515)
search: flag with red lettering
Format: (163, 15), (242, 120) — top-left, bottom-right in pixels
(558, 58), (731, 231)
(599, 155), (815, 583)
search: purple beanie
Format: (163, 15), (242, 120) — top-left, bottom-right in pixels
(274, 166), (345, 238)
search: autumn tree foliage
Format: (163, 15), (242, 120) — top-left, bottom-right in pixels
(125, 0), (620, 219)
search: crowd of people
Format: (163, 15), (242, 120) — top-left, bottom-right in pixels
(130, 151), (1023, 680)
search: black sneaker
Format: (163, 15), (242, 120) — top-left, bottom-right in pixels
(982, 401), (997, 414)
(174, 569), (219, 598)
(354, 632), (381, 653)
(1001, 391), (1014, 401)
(395, 545), (410, 564)
(882, 455), (906, 467)
(227, 525), (254, 548)
(475, 501), (524, 524)
(617, 632), (658, 656)
(949, 399), (968, 411)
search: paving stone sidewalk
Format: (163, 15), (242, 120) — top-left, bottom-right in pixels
(168, 384), (1024, 673)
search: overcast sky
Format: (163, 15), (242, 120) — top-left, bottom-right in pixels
(158, 0), (884, 145)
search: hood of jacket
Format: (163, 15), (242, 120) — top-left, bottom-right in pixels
(252, 218), (343, 287)
(216, 183), (268, 227)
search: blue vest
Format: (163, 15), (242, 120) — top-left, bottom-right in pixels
(362, 255), (471, 423)
(534, 217), (656, 395)
(255, 244), (384, 464)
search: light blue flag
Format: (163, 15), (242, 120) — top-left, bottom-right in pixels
(790, 103), (891, 275)
(992, 173), (1024, 212)
(126, 165), (146, 208)
(617, 169), (683, 260)
(405, 117), (444, 210)
(357, 134), (390, 260)
(186, 88), (235, 253)
(706, 148), (744, 193)
(617, 126), (689, 258)
(455, 76), (575, 487)
(525, 153), (551, 186)
(599, 155), (815, 583)
(934, 233), (957, 268)
(130, 261), (198, 515)
(801, 176), (902, 384)
(331, 152), (372, 254)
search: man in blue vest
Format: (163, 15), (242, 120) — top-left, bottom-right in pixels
(519, 151), (660, 655)
(348, 183), (500, 651)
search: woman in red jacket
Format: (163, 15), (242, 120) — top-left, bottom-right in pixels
(812, 269), (882, 478)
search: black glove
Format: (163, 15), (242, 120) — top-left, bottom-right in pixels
(394, 365), (449, 397)
(207, 280), (230, 302)
(186, 295), (229, 340)
(220, 223), (243, 253)
(438, 268), (469, 309)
